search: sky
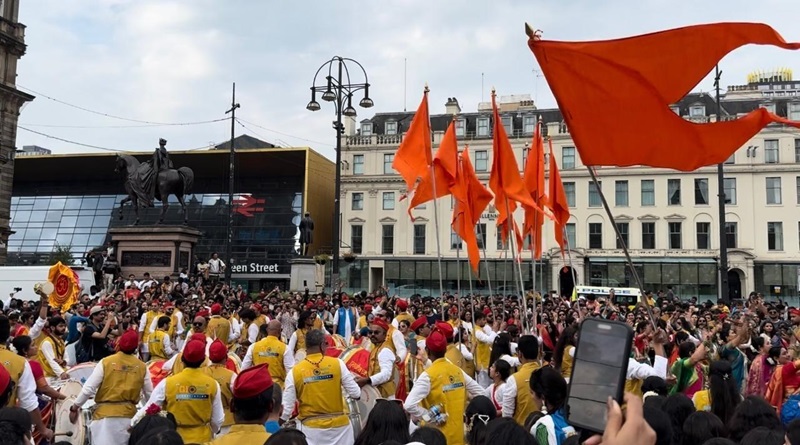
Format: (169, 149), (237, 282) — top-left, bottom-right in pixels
(15, 0), (800, 161)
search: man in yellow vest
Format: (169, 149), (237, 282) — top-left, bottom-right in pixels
(69, 329), (153, 445)
(207, 303), (233, 344)
(238, 308), (260, 350)
(163, 316), (209, 374)
(281, 328), (361, 445)
(357, 318), (397, 398)
(502, 335), (541, 425)
(204, 363), (275, 445)
(242, 320), (294, 388)
(138, 338), (224, 443)
(404, 326), (484, 445)
(357, 304), (373, 331)
(167, 300), (186, 350)
(138, 300), (162, 361)
(472, 310), (497, 387)
(287, 310), (315, 354)
(149, 315), (176, 361)
(392, 299), (414, 328)
(205, 339), (236, 436)
(37, 315), (68, 379)
(0, 314), (53, 441)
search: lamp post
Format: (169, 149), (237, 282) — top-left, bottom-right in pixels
(306, 56), (373, 288)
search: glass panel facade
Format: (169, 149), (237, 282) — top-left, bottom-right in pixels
(589, 260), (718, 301)
(755, 263), (799, 299)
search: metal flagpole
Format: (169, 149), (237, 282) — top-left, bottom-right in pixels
(456, 241), (463, 363)
(505, 198), (529, 334)
(425, 87), (446, 318)
(476, 224), (493, 296)
(587, 167), (657, 327)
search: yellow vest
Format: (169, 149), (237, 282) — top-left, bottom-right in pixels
(252, 336), (287, 388)
(204, 364), (235, 427)
(422, 358), (468, 445)
(240, 321), (253, 344)
(290, 353), (349, 429)
(0, 346), (25, 408)
(368, 341), (397, 398)
(149, 330), (170, 360)
(294, 328), (309, 352)
(94, 352), (147, 420)
(445, 344), (470, 376)
(313, 317), (323, 330)
(142, 310), (160, 343)
(203, 424), (270, 445)
(207, 316), (231, 344)
(38, 333), (65, 378)
(357, 315), (368, 330)
(472, 327), (491, 371)
(561, 346), (574, 380)
(511, 362), (541, 426)
(172, 353), (209, 376)
(165, 367), (219, 444)
(169, 310), (182, 339)
(625, 378), (644, 397)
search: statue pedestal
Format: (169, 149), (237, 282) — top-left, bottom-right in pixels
(109, 226), (203, 279)
(289, 257), (320, 292)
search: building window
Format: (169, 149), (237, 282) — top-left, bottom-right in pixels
(694, 178), (709, 205)
(362, 122), (373, 136)
(797, 176), (800, 204)
(476, 223), (487, 249)
(766, 177), (782, 204)
(790, 103), (800, 120)
(588, 223), (602, 249)
(724, 178), (737, 205)
(689, 105), (705, 116)
(382, 225), (394, 254)
(565, 223), (576, 248)
(523, 115), (536, 134)
(475, 150), (488, 172)
(615, 181), (629, 207)
(385, 121), (397, 135)
(767, 222), (783, 251)
(383, 153), (395, 175)
(589, 181), (602, 207)
(668, 179), (681, 205)
(564, 182), (576, 207)
(382, 192), (395, 210)
(496, 229), (505, 250)
(765, 139), (779, 163)
(413, 224), (426, 255)
(562, 147), (576, 169)
(351, 225), (363, 254)
(352, 154), (364, 175)
(725, 152), (736, 164)
(725, 222), (738, 248)
(669, 222), (682, 249)
(351, 193), (364, 210)
(450, 228), (462, 249)
(696, 222), (710, 249)
(615, 222), (629, 249)
(641, 180), (655, 206)
(795, 139), (800, 163)
(642, 222), (655, 249)
(455, 119), (466, 137)
(477, 117), (490, 137)
(501, 115), (513, 135)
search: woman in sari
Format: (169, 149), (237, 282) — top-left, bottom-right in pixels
(765, 347), (794, 412)
(746, 337), (777, 397)
(669, 339), (708, 398)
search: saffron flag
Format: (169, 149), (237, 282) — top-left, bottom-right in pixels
(526, 22), (800, 171)
(408, 120), (459, 219)
(393, 89), (432, 191)
(489, 91), (540, 244)
(548, 138), (571, 257)
(452, 147), (493, 273)
(523, 119), (551, 259)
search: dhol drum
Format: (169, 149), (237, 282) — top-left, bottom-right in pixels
(330, 334), (347, 349)
(339, 346), (370, 378)
(344, 385), (380, 438)
(53, 381), (87, 445)
(66, 362), (97, 384)
(147, 360), (169, 388)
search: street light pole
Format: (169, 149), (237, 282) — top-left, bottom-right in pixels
(714, 66), (729, 304)
(306, 57), (373, 289)
(225, 82), (240, 283)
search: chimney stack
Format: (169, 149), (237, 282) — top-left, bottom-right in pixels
(445, 97), (461, 115)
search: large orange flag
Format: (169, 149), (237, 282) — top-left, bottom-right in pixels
(393, 89), (432, 191)
(488, 91), (540, 244)
(452, 147), (493, 273)
(526, 22), (800, 171)
(408, 120), (458, 219)
(548, 138), (571, 257)
(523, 119), (551, 259)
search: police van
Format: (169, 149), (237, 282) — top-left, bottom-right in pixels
(574, 285), (642, 306)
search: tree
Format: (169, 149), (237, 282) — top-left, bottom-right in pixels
(50, 243), (75, 266)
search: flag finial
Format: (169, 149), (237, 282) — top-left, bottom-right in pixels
(525, 23), (542, 40)
(424, 83), (430, 93)
(491, 87), (496, 96)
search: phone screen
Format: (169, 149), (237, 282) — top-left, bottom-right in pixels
(567, 318), (632, 432)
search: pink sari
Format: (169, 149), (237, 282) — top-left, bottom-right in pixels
(746, 355), (772, 397)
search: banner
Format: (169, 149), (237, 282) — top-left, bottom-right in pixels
(47, 262), (80, 311)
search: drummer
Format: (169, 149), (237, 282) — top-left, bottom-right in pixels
(280, 329), (361, 445)
(138, 300), (162, 362)
(204, 363), (274, 445)
(376, 310), (407, 363)
(241, 320), (293, 388)
(70, 329), (153, 445)
(205, 339), (236, 436)
(207, 303), (233, 345)
(37, 315), (68, 380)
(237, 308), (260, 350)
(287, 311), (315, 355)
(148, 316), (176, 360)
(357, 319), (397, 399)
(357, 304), (373, 331)
(391, 299), (414, 328)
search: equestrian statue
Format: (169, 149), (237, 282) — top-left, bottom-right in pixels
(115, 138), (195, 225)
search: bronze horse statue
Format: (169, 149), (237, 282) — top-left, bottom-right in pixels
(115, 154), (194, 225)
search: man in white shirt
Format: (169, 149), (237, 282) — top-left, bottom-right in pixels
(356, 319), (396, 398)
(136, 272), (157, 291)
(332, 295), (358, 343)
(376, 310), (407, 363)
(208, 253), (225, 282)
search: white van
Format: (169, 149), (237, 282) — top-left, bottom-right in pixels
(574, 285), (642, 306)
(0, 266), (96, 306)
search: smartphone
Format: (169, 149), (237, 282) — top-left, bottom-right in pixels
(566, 318), (633, 433)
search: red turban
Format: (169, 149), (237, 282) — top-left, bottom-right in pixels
(790, 308), (800, 317)
(118, 329), (139, 354)
(426, 331), (447, 353)
(364, 304), (373, 312)
(370, 318), (390, 332)
(253, 304), (263, 313)
(210, 304), (222, 315)
(208, 339), (227, 363)
(183, 339), (206, 363)
(233, 364), (273, 399)
(396, 299), (408, 311)
(410, 316), (427, 332)
(434, 322), (454, 340)
(483, 307), (492, 315)
(197, 310), (210, 318)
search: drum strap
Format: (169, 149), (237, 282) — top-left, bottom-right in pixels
(299, 412), (345, 424)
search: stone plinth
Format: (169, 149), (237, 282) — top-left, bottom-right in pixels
(289, 257), (320, 292)
(109, 226), (203, 279)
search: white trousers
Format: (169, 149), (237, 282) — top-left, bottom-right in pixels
(89, 417), (131, 445)
(298, 423), (354, 445)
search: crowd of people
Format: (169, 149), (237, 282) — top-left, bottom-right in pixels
(0, 262), (800, 445)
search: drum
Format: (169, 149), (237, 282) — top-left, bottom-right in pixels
(226, 352), (242, 373)
(345, 385), (380, 438)
(339, 346), (370, 378)
(66, 362), (96, 384)
(330, 334), (348, 349)
(33, 396), (53, 445)
(147, 360), (169, 388)
(53, 381), (87, 445)
(294, 349), (307, 363)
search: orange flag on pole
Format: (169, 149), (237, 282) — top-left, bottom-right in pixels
(393, 89), (432, 191)
(408, 120), (459, 219)
(452, 147), (493, 273)
(523, 119), (552, 259)
(526, 22), (800, 171)
(488, 90), (540, 244)
(548, 138), (571, 257)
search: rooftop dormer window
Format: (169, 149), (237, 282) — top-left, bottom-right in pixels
(361, 122), (373, 136)
(385, 121), (397, 135)
(689, 105), (705, 117)
(455, 118), (466, 137)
